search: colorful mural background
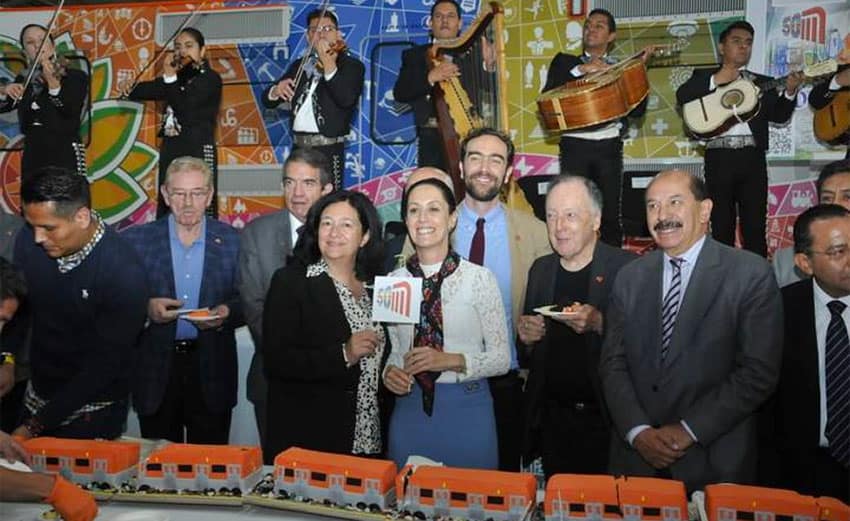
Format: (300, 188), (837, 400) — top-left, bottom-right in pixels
(0, 0), (847, 255)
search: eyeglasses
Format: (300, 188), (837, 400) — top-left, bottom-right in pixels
(168, 189), (209, 202)
(808, 244), (849, 261)
(308, 25), (337, 34)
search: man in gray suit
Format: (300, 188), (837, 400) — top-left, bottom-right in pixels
(600, 169), (783, 492)
(237, 148), (333, 460)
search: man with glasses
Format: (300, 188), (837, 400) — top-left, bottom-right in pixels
(393, 0), (463, 171)
(767, 203), (850, 501)
(263, 9), (364, 189)
(123, 156), (243, 444)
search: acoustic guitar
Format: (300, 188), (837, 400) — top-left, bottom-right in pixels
(537, 44), (679, 132)
(681, 60), (837, 139)
(813, 90), (850, 143)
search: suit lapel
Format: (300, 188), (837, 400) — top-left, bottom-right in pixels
(663, 238), (723, 369)
(199, 218), (216, 307)
(156, 219), (177, 297)
(643, 252), (664, 369)
(280, 210), (293, 260)
(587, 242), (611, 310)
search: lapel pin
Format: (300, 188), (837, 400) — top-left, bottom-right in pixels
(595, 276), (604, 284)
(82, 289), (89, 299)
(214, 237), (222, 245)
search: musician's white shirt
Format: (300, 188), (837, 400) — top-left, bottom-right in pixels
(562, 52), (621, 141)
(293, 68), (337, 133)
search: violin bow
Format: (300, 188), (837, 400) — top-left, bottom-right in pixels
(290, 0), (332, 92)
(121, 0), (208, 96)
(14, 0), (66, 107)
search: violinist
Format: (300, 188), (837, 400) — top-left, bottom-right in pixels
(263, 9), (364, 190)
(541, 9), (648, 247)
(118, 28), (222, 218)
(0, 24), (88, 182)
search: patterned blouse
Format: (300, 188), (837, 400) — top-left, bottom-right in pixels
(307, 259), (385, 455)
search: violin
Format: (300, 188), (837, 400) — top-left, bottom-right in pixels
(170, 54), (194, 71)
(314, 40), (347, 70)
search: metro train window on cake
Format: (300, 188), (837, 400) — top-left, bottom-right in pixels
(147, 463), (162, 471)
(212, 464), (227, 473)
(346, 477), (362, 487)
(178, 464), (193, 473)
(487, 496), (505, 505)
(284, 468), (294, 477)
(451, 492), (467, 501)
(312, 471), (327, 482)
(605, 505), (621, 514)
(644, 507), (662, 517)
(570, 503), (586, 512)
(75, 458), (90, 467)
(46, 457), (59, 465)
(421, 489), (433, 498)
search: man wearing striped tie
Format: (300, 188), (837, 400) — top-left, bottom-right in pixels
(771, 204), (850, 501)
(599, 169), (783, 493)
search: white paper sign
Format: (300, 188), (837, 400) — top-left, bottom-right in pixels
(372, 276), (422, 324)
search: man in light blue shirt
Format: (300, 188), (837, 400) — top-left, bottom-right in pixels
(455, 127), (551, 470)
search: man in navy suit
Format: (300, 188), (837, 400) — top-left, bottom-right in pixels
(771, 204), (850, 501)
(124, 156), (243, 444)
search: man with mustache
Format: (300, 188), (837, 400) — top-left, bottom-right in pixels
(123, 156), (243, 444)
(454, 127), (551, 470)
(600, 169), (783, 492)
(393, 0), (464, 171)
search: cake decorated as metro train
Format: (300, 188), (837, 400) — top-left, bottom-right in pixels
(139, 443), (263, 495)
(23, 436), (140, 489)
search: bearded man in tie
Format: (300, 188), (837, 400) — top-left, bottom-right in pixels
(770, 204), (850, 501)
(599, 169), (782, 493)
(454, 127), (551, 470)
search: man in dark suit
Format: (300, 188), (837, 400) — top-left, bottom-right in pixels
(810, 65), (850, 158)
(519, 175), (634, 477)
(676, 21), (802, 257)
(541, 9), (648, 247)
(123, 156), (243, 444)
(392, 0), (462, 171)
(600, 169), (783, 493)
(263, 9), (364, 189)
(237, 147), (333, 459)
(771, 204), (850, 501)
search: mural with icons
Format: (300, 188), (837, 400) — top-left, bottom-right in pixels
(0, 0), (846, 255)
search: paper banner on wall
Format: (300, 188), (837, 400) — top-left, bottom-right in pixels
(372, 276), (422, 324)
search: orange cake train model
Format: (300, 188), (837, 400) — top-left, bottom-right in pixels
(23, 437), (140, 489)
(272, 447), (397, 510)
(140, 443), (263, 494)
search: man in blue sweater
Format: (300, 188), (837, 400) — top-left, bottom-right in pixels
(11, 168), (148, 440)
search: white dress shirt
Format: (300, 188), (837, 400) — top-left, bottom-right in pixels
(812, 278), (850, 447)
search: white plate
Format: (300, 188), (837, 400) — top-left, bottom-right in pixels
(533, 305), (579, 319)
(175, 308), (206, 316)
(108, 511), (169, 521)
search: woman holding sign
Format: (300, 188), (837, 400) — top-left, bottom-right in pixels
(262, 190), (386, 463)
(383, 178), (510, 469)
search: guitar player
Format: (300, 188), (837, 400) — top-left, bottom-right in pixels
(676, 21), (802, 257)
(542, 8), (649, 247)
(810, 65), (850, 159)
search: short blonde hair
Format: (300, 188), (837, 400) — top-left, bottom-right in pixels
(164, 156), (213, 189)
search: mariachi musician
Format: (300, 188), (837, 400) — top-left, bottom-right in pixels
(676, 21), (801, 257)
(263, 8), (364, 190)
(119, 28), (222, 218)
(542, 9), (648, 248)
(810, 65), (850, 159)
(0, 24), (88, 182)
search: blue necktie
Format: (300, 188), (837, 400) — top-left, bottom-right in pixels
(660, 258), (683, 360)
(826, 300), (850, 468)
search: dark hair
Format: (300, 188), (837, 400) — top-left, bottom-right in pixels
(646, 170), (709, 202)
(816, 159), (850, 198)
(21, 167), (91, 217)
(547, 174), (604, 215)
(0, 257), (26, 303)
(284, 147), (334, 188)
(402, 178), (457, 219)
(179, 27), (205, 48)
(719, 20), (754, 43)
(306, 8), (339, 29)
(19, 24), (54, 47)
(587, 8), (616, 33)
(793, 204), (850, 254)
(431, 0), (461, 18)
(294, 190), (383, 281)
(460, 127), (515, 167)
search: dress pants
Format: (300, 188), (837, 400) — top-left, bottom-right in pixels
(559, 136), (623, 246)
(0, 379), (27, 433)
(139, 346), (232, 444)
(704, 146), (768, 257)
(489, 370), (523, 471)
(22, 399), (128, 440)
(541, 400), (610, 479)
(417, 127), (449, 172)
(778, 446), (849, 502)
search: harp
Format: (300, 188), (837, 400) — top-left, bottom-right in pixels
(430, 2), (508, 200)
